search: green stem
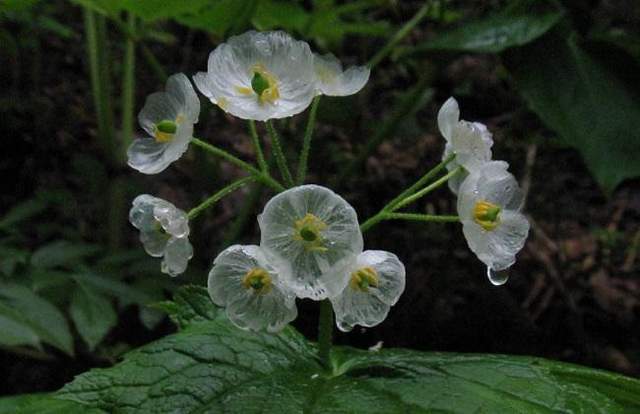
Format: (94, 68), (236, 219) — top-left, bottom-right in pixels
(121, 12), (136, 157)
(391, 166), (463, 211)
(318, 300), (334, 369)
(383, 212), (460, 223)
(296, 96), (321, 185)
(83, 8), (115, 165)
(367, 1), (431, 68)
(191, 137), (284, 192)
(188, 176), (255, 220)
(387, 153), (455, 212)
(248, 120), (268, 173)
(266, 120), (294, 188)
(141, 43), (167, 83)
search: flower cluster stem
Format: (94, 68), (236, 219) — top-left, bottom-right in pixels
(360, 155), (459, 233)
(318, 299), (334, 370)
(266, 120), (294, 188)
(296, 96), (321, 185)
(191, 137), (284, 192)
(248, 120), (269, 173)
(188, 176), (255, 220)
(120, 12), (136, 156)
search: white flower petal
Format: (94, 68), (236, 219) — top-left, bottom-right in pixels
(437, 97), (459, 142)
(330, 250), (405, 332)
(165, 73), (200, 123)
(258, 185), (363, 300)
(195, 31), (317, 121)
(161, 237), (193, 277)
(207, 245), (297, 332)
(151, 199), (189, 238)
(139, 230), (167, 257)
(450, 120), (493, 172)
(129, 194), (159, 231)
(313, 53), (370, 96)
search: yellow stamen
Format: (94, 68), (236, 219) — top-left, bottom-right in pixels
(242, 267), (272, 295)
(473, 200), (501, 231)
(293, 213), (328, 252)
(235, 86), (253, 95)
(350, 267), (379, 293)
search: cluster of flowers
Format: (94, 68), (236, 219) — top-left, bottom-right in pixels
(126, 29), (530, 334)
(437, 97), (530, 285)
(209, 185), (405, 332)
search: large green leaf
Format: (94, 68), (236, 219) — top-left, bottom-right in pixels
(30, 241), (101, 269)
(55, 286), (640, 413)
(504, 29), (640, 192)
(0, 393), (104, 414)
(0, 284), (74, 355)
(404, 0), (563, 55)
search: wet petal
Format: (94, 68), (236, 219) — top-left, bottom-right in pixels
(258, 185), (363, 300)
(161, 237), (193, 277)
(451, 120), (493, 172)
(127, 137), (173, 175)
(437, 97), (459, 142)
(165, 73), (200, 123)
(139, 230), (167, 257)
(207, 245), (297, 332)
(313, 53), (369, 96)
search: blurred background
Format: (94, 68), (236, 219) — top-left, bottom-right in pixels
(1, 0), (639, 397)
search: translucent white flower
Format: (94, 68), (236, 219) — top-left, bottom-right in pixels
(313, 53), (370, 96)
(258, 185), (363, 300)
(127, 73), (200, 174)
(438, 97), (493, 194)
(457, 161), (530, 276)
(129, 194), (193, 276)
(194, 31), (317, 121)
(330, 250), (405, 332)
(207, 244), (297, 333)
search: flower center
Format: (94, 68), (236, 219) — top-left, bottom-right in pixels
(236, 63), (280, 105)
(473, 200), (501, 231)
(349, 267), (379, 293)
(293, 213), (328, 252)
(242, 267), (272, 295)
(153, 116), (184, 143)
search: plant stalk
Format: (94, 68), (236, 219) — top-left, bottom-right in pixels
(188, 176), (255, 220)
(121, 12), (136, 157)
(266, 120), (294, 188)
(248, 120), (269, 173)
(296, 96), (321, 185)
(318, 300), (334, 369)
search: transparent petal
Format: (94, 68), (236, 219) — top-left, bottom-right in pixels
(258, 185), (363, 300)
(437, 97), (459, 142)
(152, 197), (189, 238)
(207, 245), (297, 332)
(129, 194), (158, 231)
(161, 236), (193, 277)
(443, 142), (467, 195)
(138, 91), (181, 137)
(451, 120), (492, 172)
(313, 53), (369, 96)
(486, 211), (530, 270)
(457, 161), (511, 219)
(195, 31), (316, 121)
(331, 289), (389, 333)
(357, 250), (406, 306)
(165, 73), (200, 123)
(478, 169), (524, 212)
(139, 230), (167, 258)
(127, 137), (172, 175)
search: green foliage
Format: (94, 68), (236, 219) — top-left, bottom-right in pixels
(0, 393), (104, 414)
(504, 28), (640, 193)
(70, 281), (117, 351)
(51, 286), (640, 413)
(403, 0), (564, 54)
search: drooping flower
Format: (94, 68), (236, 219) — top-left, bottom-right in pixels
(129, 195), (193, 276)
(208, 244), (297, 332)
(330, 250), (405, 332)
(258, 185), (363, 300)
(313, 53), (370, 96)
(194, 31), (318, 121)
(437, 97), (493, 194)
(127, 73), (200, 174)
(457, 161), (530, 281)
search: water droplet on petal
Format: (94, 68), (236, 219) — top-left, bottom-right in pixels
(487, 267), (509, 286)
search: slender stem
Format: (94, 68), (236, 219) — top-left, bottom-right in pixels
(191, 137), (284, 192)
(266, 120), (294, 188)
(188, 176), (255, 220)
(367, 1), (431, 68)
(140, 43), (167, 83)
(392, 166), (463, 211)
(248, 120), (268, 173)
(83, 8), (115, 165)
(296, 96), (321, 185)
(383, 212), (460, 223)
(387, 153), (455, 211)
(318, 300), (334, 369)
(121, 12), (136, 157)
